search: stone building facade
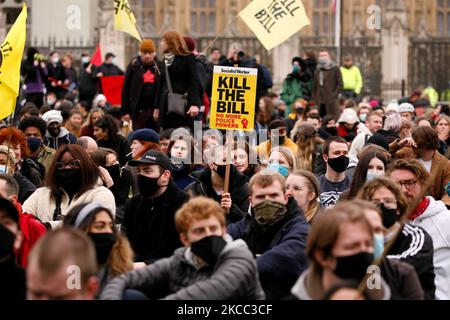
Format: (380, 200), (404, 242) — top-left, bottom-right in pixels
(1, 0), (450, 99)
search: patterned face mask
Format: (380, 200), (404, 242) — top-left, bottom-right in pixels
(252, 200), (287, 228)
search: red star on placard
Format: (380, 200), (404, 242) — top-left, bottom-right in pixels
(143, 70), (155, 84)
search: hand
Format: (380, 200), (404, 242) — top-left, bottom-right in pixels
(40, 62), (46, 69)
(221, 192), (232, 213)
(153, 108), (160, 122)
(98, 166), (114, 188)
(186, 105), (199, 117)
(96, 72), (103, 78)
(57, 80), (62, 85)
(398, 137), (416, 148)
(133, 262), (147, 270)
(33, 60), (39, 67)
(121, 114), (131, 122)
(85, 64), (92, 74)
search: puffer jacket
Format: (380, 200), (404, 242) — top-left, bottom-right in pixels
(100, 236), (265, 300)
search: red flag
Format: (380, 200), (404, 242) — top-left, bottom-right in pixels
(330, 0), (336, 13)
(91, 44), (103, 66)
(100, 75), (125, 106)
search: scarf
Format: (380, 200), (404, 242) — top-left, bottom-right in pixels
(408, 197), (430, 221)
(318, 59), (337, 86)
(164, 52), (175, 67)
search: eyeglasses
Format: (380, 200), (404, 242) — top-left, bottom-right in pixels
(397, 179), (418, 189)
(372, 199), (397, 209)
(55, 159), (81, 170)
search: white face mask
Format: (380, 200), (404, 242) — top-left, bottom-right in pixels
(81, 57), (90, 64)
(0, 165), (8, 174)
(366, 170), (384, 182)
(51, 56), (59, 64)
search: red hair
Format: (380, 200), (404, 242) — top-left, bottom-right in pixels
(133, 141), (161, 160)
(0, 127), (30, 158)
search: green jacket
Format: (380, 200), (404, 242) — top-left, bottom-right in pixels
(281, 73), (312, 114)
(339, 65), (363, 94)
(36, 145), (55, 174)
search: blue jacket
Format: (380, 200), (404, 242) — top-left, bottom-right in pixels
(227, 198), (309, 299)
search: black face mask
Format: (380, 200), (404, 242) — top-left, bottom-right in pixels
(56, 168), (82, 194)
(327, 155), (349, 173)
(88, 233), (116, 266)
(296, 108), (304, 115)
(214, 164), (227, 178)
(191, 235), (227, 266)
(334, 251), (374, 281)
(105, 164), (120, 183)
(0, 224), (15, 260)
(380, 203), (398, 228)
(27, 137), (42, 153)
(138, 174), (161, 198)
(326, 127), (338, 136)
(271, 135), (286, 146)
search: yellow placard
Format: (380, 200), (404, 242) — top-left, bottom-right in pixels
(210, 66), (257, 131)
(0, 4), (27, 120)
(239, 0), (310, 51)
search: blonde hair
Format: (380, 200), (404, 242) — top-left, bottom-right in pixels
(290, 170), (320, 223)
(0, 145), (16, 164)
(269, 146), (297, 171)
(296, 135), (323, 172)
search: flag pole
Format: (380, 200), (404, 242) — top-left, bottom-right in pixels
(335, 0), (342, 65)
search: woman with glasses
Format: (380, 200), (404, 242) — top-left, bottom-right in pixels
(357, 176), (436, 299)
(23, 144), (116, 230)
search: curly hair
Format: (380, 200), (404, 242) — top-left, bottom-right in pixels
(175, 197), (225, 236)
(18, 116), (47, 137)
(357, 176), (408, 216)
(0, 127), (30, 159)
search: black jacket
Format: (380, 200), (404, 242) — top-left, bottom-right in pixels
(185, 166), (248, 224)
(381, 258), (424, 300)
(121, 56), (162, 117)
(227, 198), (310, 299)
(122, 181), (189, 263)
(97, 135), (131, 167)
(14, 172), (37, 204)
(387, 223), (436, 300)
(156, 54), (202, 130)
(96, 63), (124, 77)
(78, 63), (99, 99)
(0, 255), (26, 301)
(20, 157), (45, 188)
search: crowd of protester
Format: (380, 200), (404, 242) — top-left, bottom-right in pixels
(2, 30), (450, 301)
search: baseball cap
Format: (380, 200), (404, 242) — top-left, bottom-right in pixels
(128, 150), (172, 172)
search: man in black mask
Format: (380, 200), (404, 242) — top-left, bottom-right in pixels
(227, 172), (309, 299)
(123, 150), (189, 264)
(101, 197), (264, 300)
(318, 136), (352, 207)
(41, 110), (77, 150)
(0, 198), (26, 300)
